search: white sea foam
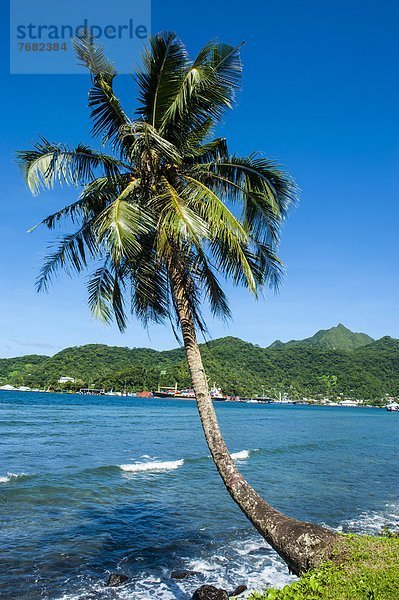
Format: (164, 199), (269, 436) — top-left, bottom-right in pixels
(0, 472), (26, 483)
(119, 459), (184, 473)
(231, 450), (250, 460)
(57, 534), (295, 599)
(206, 448), (258, 461)
(337, 503), (399, 535)
(185, 536), (296, 597)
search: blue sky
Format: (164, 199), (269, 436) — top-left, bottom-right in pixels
(0, 0), (398, 358)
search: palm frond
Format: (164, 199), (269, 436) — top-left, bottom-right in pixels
(155, 178), (209, 258)
(29, 198), (86, 232)
(182, 118), (215, 151)
(37, 220), (97, 292)
(73, 33), (130, 149)
(160, 41), (242, 146)
(17, 139), (126, 195)
(120, 120), (182, 166)
(129, 241), (170, 326)
(79, 175), (130, 207)
(251, 241), (285, 290)
(182, 175), (260, 292)
(183, 137), (229, 163)
(135, 32), (189, 129)
(193, 247), (231, 320)
(87, 261), (128, 331)
(87, 261), (115, 324)
(88, 78), (130, 149)
(190, 154), (297, 244)
(74, 31), (116, 76)
(95, 190), (153, 263)
(111, 271), (128, 331)
(206, 154), (296, 215)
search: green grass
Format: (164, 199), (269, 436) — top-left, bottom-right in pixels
(248, 534), (399, 600)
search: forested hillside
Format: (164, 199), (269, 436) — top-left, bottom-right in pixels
(1, 327), (398, 400)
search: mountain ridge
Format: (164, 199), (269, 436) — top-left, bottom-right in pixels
(1, 324), (382, 361)
(269, 323), (374, 351)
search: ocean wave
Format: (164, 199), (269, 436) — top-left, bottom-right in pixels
(231, 449), (258, 461)
(337, 503), (399, 535)
(0, 472), (28, 484)
(231, 450), (249, 460)
(119, 460), (184, 473)
(84, 450), (254, 478)
(119, 449), (257, 473)
(190, 449), (257, 463)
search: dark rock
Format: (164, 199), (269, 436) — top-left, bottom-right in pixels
(106, 573), (129, 587)
(192, 584), (229, 600)
(229, 584), (247, 596)
(248, 547), (267, 556)
(170, 569), (200, 580)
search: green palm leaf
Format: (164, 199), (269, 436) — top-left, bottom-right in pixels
(95, 192), (153, 264)
(129, 241), (170, 326)
(181, 175), (258, 292)
(88, 262), (127, 331)
(120, 121), (182, 166)
(193, 247), (231, 320)
(17, 139), (127, 195)
(73, 34), (130, 149)
(36, 221), (97, 292)
(161, 41), (242, 147)
(135, 32), (189, 129)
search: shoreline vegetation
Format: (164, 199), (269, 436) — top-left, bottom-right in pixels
(1, 325), (397, 406)
(249, 533), (399, 600)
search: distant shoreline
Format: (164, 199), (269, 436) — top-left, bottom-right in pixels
(0, 388), (391, 409)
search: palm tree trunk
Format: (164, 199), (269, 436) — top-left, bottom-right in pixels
(172, 283), (339, 575)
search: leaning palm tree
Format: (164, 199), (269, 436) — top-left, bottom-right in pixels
(18, 32), (338, 575)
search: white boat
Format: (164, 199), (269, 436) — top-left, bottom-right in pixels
(209, 386), (227, 401)
(386, 403), (399, 412)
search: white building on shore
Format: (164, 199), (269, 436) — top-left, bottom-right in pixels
(58, 377), (76, 384)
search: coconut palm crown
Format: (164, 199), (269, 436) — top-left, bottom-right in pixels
(18, 32), (296, 333)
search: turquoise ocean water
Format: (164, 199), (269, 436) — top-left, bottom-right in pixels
(0, 392), (398, 599)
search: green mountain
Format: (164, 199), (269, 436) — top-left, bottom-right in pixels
(1, 327), (397, 401)
(269, 323), (374, 351)
(0, 354), (48, 382)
